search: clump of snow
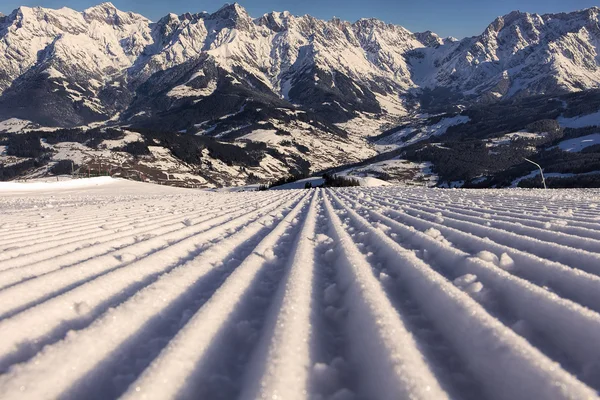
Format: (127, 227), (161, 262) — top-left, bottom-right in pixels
(499, 253), (515, 270)
(475, 250), (499, 265)
(425, 227), (443, 240)
(324, 283), (341, 305)
(312, 362), (342, 395)
(453, 274), (478, 288)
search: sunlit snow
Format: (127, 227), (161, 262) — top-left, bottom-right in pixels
(0, 178), (599, 399)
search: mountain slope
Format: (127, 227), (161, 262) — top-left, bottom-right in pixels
(410, 8), (600, 110)
(0, 4), (152, 125)
(1, 3), (599, 129)
(1, 3), (600, 187)
(354, 89), (600, 188)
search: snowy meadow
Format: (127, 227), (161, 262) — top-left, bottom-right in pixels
(1, 178), (600, 399)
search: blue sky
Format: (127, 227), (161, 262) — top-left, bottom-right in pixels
(1, 0), (598, 38)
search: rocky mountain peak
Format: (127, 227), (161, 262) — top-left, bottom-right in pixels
(353, 17), (389, 30)
(413, 30), (444, 47)
(86, 2), (117, 12)
(211, 3), (249, 21)
(83, 2), (147, 25)
(485, 10), (547, 41)
(255, 11), (293, 32)
(207, 2), (253, 31)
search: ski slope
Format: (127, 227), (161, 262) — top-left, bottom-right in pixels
(1, 178), (600, 399)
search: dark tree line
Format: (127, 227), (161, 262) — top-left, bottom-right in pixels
(127, 128), (266, 167)
(6, 134), (47, 158)
(51, 160), (76, 175)
(519, 175), (600, 188)
(117, 141), (151, 157)
(0, 158), (49, 180)
(322, 173), (361, 187)
(128, 127), (312, 177)
(260, 172), (311, 190)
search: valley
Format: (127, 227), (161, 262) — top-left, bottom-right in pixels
(1, 3), (600, 187)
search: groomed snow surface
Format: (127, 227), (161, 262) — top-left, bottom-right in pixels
(1, 178), (600, 399)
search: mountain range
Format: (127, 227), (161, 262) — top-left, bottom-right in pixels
(1, 3), (600, 188)
(1, 3), (599, 128)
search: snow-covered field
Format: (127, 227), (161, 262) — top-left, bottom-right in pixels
(558, 110), (600, 128)
(557, 133), (600, 152)
(1, 178), (600, 399)
(486, 131), (547, 147)
(375, 115), (471, 147)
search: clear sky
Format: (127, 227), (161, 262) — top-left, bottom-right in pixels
(1, 0), (598, 38)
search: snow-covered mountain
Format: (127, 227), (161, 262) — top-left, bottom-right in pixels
(1, 3), (599, 130)
(2, 3), (600, 188)
(410, 8), (600, 109)
(0, 3), (152, 126)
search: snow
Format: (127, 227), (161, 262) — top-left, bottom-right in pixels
(373, 93), (407, 116)
(335, 114), (389, 138)
(0, 118), (36, 133)
(354, 176), (392, 187)
(376, 115), (471, 147)
(241, 129), (281, 144)
(1, 1), (600, 128)
(0, 176), (117, 192)
(558, 110), (600, 128)
(557, 133), (600, 152)
(427, 115), (471, 136)
(166, 79), (217, 99)
(0, 1), (151, 102)
(487, 131), (547, 147)
(2, 181), (600, 398)
(338, 158), (438, 186)
(44, 68), (66, 79)
(100, 130), (144, 149)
